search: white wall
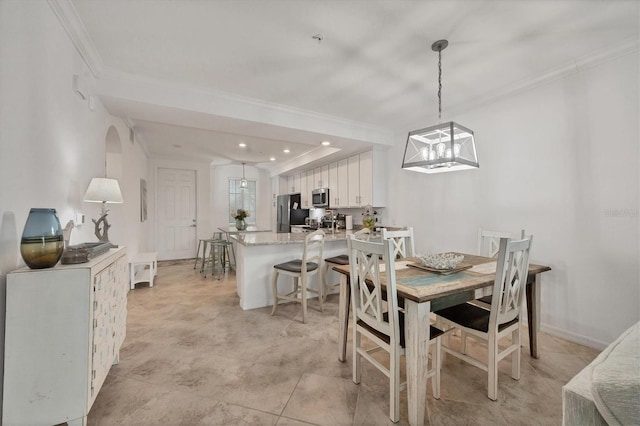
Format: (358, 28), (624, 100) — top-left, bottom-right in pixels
(211, 163), (272, 231)
(0, 1), (150, 415)
(385, 52), (639, 349)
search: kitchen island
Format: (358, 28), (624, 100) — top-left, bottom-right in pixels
(231, 230), (361, 310)
(218, 226), (272, 271)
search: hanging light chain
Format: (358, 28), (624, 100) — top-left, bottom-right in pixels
(431, 39), (448, 123)
(437, 48), (442, 123)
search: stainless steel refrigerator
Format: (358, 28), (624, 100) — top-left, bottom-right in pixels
(276, 193), (308, 233)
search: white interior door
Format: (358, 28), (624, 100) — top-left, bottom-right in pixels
(157, 168), (197, 260)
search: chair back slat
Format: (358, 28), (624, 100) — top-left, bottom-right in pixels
(348, 236), (399, 344)
(478, 228), (525, 258)
(490, 236), (532, 327)
(380, 227), (415, 259)
(302, 230), (325, 272)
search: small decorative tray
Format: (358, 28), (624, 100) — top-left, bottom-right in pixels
(407, 262), (473, 275)
(410, 253), (470, 275)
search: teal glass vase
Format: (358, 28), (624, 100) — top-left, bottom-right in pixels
(20, 208), (64, 269)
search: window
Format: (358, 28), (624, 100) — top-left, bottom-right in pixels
(229, 178), (256, 224)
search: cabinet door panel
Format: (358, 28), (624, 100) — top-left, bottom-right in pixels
(300, 171), (309, 208)
(328, 162), (338, 206)
(347, 155), (360, 207)
(359, 151), (373, 206)
(337, 159), (349, 208)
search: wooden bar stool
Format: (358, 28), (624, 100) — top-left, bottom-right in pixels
(271, 230), (325, 323)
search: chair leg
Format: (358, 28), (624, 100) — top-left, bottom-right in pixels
(322, 263), (330, 302)
(193, 240), (202, 270)
(389, 345), (400, 423)
(461, 330), (468, 354)
(201, 241), (209, 274)
(270, 270), (279, 316)
(353, 330), (361, 384)
(300, 276), (307, 324)
(432, 337), (442, 399)
(317, 269), (324, 313)
(488, 333), (499, 401)
(511, 326), (521, 380)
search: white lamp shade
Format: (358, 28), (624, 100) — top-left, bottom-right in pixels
(84, 178), (124, 203)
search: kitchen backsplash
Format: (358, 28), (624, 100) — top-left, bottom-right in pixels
(310, 207), (386, 227)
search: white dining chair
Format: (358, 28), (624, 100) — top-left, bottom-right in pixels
(474, 228), (526, 306)
(380, 227), (415, 259)
(271, 229), (325, 323)
(348, 235), (444, 422)
(434, 235), (533, 400)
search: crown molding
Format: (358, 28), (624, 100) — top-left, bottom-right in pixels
(48, 0), (104, 77)
(96, 66), (395, 141)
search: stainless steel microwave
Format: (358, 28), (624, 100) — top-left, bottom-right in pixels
(312, 188), (330, 208)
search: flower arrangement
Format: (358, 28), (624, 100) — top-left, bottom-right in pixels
(231, 209), (250, 220)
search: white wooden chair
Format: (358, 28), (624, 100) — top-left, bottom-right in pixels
(321, 228), (371, 302)
(380, 227), (415, 259)
(348, 235), (444, 422)
(271, 230), (325, 323)
(474, 228), (526, 306)
(434, 236), (533, 400)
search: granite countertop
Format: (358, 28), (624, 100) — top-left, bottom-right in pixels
(218, 226), (272, 234)
(230, 230), (377, 246)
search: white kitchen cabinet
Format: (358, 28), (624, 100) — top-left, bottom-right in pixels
(313, 165), (329, 189)
(3, 247), (128, 426)
(347, 155), (361, 206)
(358, 151), (374, 206)
(346, 151), (387, 207)
(287, 175), (295, 193)
(330, 159), (349, 208)
(294, 173), (302, 194)
(305, 171), (314, 206)
(300, 170), (309, 208)
(328, 162), (339, 207)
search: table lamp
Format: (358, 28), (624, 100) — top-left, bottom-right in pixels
(83, 177), (123, 246)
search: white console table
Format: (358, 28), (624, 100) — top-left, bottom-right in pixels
(3, 247), (128, 426)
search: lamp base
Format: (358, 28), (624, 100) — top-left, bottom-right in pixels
(92, 213), (114, 245)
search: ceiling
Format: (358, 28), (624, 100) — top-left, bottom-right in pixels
(62, 0), (638, 173)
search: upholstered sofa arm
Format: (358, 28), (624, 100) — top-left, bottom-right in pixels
(563, 321), (640, 426)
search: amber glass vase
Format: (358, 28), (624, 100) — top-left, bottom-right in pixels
(20, 208), (64, 269)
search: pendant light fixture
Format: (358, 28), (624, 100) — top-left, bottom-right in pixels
(402, 40), (479, 174)
(240, 162), (248, 189)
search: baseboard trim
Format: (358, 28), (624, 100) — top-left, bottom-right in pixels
(539, 323), (609, 351)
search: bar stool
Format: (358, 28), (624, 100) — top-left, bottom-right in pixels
(322, 228), (370, 302)
(204, 237), (232, 279)
(194, 238), (209, 271)
(271, 230), (325, 323)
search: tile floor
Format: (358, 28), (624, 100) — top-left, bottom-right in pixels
(88, 261), (600, 425)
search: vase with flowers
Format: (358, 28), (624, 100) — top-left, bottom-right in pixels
(231, 209), (250, 230)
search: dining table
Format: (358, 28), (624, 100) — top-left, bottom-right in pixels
(332, 253), (551, 426)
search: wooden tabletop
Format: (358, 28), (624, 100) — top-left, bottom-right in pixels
(332, 253), (551, 304)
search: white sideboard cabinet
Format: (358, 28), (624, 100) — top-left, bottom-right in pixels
(3, 247), (128, 426)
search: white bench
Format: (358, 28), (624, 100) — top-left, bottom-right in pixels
(129, 252), (158, 289)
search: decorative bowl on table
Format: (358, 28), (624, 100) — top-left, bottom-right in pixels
(418, 253), (464, 270)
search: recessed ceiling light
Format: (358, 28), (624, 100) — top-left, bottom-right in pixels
(270, 157), (276, 161)
(321, 141), (331, 146)
(239, 143), (246, 148)
(283, 149), (290, 154)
